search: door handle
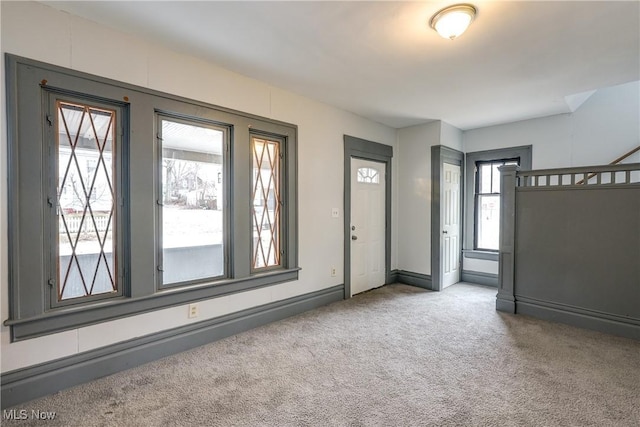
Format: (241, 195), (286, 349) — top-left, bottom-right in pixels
(443, 230), (448, 234)
(351, 235), (358, 240)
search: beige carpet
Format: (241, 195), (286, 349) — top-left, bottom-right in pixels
(4, 283), (640, 426)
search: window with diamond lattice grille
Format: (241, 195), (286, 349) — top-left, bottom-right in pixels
(251, 136), (281, 269)
(56, 101), (118, 301)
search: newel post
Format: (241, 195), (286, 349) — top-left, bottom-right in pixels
(496, 165), (520, 313)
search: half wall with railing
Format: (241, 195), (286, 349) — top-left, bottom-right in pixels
(496, 162), (640, 340)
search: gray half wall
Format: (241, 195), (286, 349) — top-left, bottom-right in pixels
(497, 162), (640, 341)
(1, 285), (344, 409)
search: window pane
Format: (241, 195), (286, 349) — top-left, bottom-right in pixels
(252, 136), (281, 269)
(477, 195), (500, 250)
(491, 163), (502, 193)
(161, 119), (224, 284)
(57, 101), (117, 300)
(357, 167), (380, 184)
(478, 163), (492, 193)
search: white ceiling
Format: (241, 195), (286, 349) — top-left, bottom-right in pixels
(45, 1), (640, 130)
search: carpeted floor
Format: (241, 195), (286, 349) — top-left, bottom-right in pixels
(4, 283), (640, 426)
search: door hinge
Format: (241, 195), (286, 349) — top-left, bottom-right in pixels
(157, 265), (164, 272)
(47, 279), (55, 287)
(46, 114), (53, 126)
(47, 197), (54, 207)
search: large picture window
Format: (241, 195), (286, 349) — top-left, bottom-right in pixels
(158, 117), (227, 285)
(5, 54), (298, 340)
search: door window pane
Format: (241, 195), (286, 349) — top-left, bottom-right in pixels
(161, 119), (224, 284)
(251, 136), (281, 269)
(357, 167), (380, 184)
(57, 101), (117, 300)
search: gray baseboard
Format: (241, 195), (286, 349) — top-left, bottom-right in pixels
(496, 296), (516, 313)
(389, 269), (399, 283)
(515, 297), (640, 341)
(461, 270), (498, 287)
(1, 285), (344, 409)
(395, 270), (433, 290)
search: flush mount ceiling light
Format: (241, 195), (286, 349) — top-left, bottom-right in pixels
(430, 4), (477, 40)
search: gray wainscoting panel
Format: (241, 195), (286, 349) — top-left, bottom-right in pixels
(1, 285), (344, 409)
(514, 187), (640, 338)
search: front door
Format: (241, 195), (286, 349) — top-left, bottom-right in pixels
(442, 162), (461, 288)
(350, 158), (386, 296)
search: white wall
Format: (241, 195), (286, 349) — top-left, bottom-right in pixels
(462, 80), (640, 274)
(440, 121), (463, 153)
(396, 121), (463, 276)
(0, 1), (398, 372)
(463, 80), (640, 168)
(397, 121), (440, 275)
(462, 257), (499, 275)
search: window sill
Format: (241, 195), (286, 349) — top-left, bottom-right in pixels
(462, 250), (499, 261)
(4, 268), (300, 341)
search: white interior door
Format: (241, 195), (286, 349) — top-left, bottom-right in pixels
(442, 162), (461, 288)
(350, 158), (386, 296)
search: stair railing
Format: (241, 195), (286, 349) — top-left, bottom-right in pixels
(575, 145), (640, 185)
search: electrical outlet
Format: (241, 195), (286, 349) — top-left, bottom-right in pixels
(331, 208), (339, 218)
(188, 303), (199, 319)
(331, 267), (337, 277)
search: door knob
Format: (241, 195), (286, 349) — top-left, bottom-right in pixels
(351, 235), (358, 240)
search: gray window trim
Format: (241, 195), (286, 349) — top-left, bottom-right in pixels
(343, 135), (393, 299)
(4, 54), (299, 341)
(462, 249), (499, 261)
(463, 146), (532, 252)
